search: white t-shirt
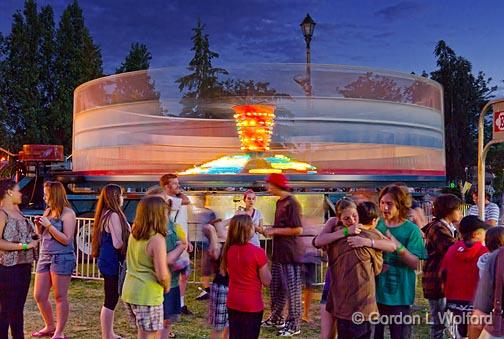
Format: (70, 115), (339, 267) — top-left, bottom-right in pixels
(247, 208), (263, 247)
(168, 195), (188, 234)
(250, 208), (263, 228)
(168, 195), (190, 262)
(468, 202), (500, 224)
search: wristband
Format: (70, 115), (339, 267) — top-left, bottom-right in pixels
(396, 244), (405, 254)
(371, 239), (375, 248)
(343, 227), (349, 237)
(22, 243), (28, 251)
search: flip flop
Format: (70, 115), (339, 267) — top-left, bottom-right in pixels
(51, 336), (68, 339)
(31, 330), (55, 337)
(169, 332), (177, 338)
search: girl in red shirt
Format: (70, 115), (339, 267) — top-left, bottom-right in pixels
(220, 214), (271, 339)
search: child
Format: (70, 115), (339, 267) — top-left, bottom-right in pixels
(222, 214), (271, 339)
(208, 223), (230, 339)
(161, 204), (188, 339)
(313, 198), (362, 339)
(326, 201), (396, 338)
(421, 194), (462, 339)
(477, 226), (504, 276)
(91, 184), (130, 339)
(374, 184), (427, 339)
(122, 196), (170, 339)
(440, 215), (490, 338)
(313, 198), (395, 339)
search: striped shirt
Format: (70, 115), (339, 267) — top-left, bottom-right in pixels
(467, 203), (500, 223)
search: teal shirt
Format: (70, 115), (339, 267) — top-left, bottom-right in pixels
(376, 219), (427, 306)
(165, 221), (181, 289)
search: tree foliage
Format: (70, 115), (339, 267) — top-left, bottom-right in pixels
(50, 0), (103, 152)
(339, 72), (404, 101)
(430, 40), (497, 182)
(0, 0), (103, 154)
(175, 19), (228, 119)
(176, 20), (292, 119)
(116, 42), (152, 74)
(111, 42), (161, 114)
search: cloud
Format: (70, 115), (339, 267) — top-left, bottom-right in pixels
(375, 1), (426, 21)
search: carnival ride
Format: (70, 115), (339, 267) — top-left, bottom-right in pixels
(72, 64), (445, 188)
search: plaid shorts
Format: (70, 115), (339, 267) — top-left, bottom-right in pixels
(208, 283), (229, 331)
(125, 302), (164, 332)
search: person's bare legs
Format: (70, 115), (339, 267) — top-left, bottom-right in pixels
(179, 271), (189, 303)
(160, 319), (171, 339)
(210, 327), (228, 339)
(51, 272), (71, 338)
(100, 306), (120, 339)
(33, 272), (55, 334)
(202, 224), (221, 259)
(320, 304), (336, 339)
(302, 288), (314, 322)
(201, 276), (211, 289)
(138, 329), (159, 339)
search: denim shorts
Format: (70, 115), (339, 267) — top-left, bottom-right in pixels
(36, 252), (76, 276)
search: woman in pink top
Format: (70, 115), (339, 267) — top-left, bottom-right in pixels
(220, 214), (271, 339)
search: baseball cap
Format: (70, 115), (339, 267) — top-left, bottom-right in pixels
(459, 215), (492, 236)
(266, 173), (290, 190)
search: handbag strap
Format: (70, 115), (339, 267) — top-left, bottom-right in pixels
(493, 248), (504, 315)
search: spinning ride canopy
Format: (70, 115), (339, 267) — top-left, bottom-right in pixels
(73, 63), (445, 184)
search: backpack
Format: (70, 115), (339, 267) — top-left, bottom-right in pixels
(485, 248), (504, 336)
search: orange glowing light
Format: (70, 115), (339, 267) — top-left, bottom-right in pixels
(232, 104), (276, 152)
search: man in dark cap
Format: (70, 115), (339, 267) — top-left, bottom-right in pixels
(260, 173), (304, 337)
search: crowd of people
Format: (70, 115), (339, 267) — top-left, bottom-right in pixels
(0, 174), (502, 339)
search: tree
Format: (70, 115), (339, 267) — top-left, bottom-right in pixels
(50, 0), (103, 152)
(38, 5), (57, 142)
(176, 19), (228, 118)
(116, 42), (152, 73)
(338, 72), (404, 102)
(0, 0), (46, 149)
(430, 40), (497, 182)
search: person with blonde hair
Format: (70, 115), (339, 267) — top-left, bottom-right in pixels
(145, 187), (188, 339)
(122, 195), (170, 339)
(32, 181), (76, 339)
(0, 179), (39, 338)
(92, 184), (131, 339)
(221, 214), (271, 339)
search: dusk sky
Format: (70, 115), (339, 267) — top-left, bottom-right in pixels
(1, 0), (503, 95)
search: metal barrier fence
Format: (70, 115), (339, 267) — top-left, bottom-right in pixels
(28, 202), (480, 281)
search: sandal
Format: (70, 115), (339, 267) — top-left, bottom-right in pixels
(169, 332), (176, 338)
(31, 329), (55, 337)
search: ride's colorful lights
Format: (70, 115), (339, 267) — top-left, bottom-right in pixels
(233, 104), (276, 152)
(179, 154), (316, 175)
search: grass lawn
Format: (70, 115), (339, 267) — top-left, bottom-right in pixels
(23, 277), (432, 338)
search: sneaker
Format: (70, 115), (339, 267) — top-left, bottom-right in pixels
(180, 305), (193, 315)
(277, 327), (301, 336)
(262, 317), (285, 328)
(195, 289), (209, 301)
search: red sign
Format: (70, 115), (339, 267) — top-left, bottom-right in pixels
(494, 111), (504, 141)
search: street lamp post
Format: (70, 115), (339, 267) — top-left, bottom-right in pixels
(300, 14), (316, 96)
